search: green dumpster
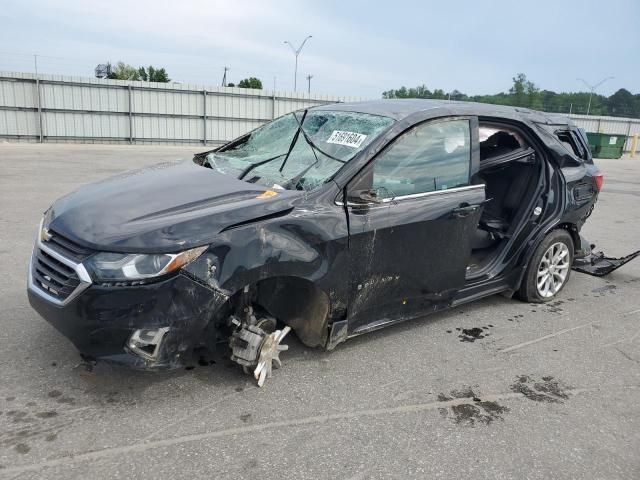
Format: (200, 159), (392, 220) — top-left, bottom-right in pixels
(585, 133), (626, 159)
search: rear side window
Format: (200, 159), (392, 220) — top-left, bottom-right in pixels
(575, 128), (594, 162)
(372, 119), (471, 199)
(479, 125), (528, 160)
(556, 129), (589, 161)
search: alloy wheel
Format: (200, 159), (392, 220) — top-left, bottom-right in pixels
(536, 242), (570, 298)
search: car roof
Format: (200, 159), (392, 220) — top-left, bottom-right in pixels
(312, 99), (572, 126)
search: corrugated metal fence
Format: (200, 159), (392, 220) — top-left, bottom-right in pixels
(566, 114), (640, 152)
(0, 71), (360, 146)
(1, 71), (639, 151)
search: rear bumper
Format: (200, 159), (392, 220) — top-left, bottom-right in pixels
(28, 272), (229, 369)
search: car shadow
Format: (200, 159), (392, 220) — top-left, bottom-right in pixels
(24, 292), (514, 405)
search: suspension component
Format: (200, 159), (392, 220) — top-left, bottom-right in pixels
(253, 327), (290, 387)
(229, 313), (291, 387)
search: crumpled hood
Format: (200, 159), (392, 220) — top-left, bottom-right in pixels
(48, 160), (299, 252)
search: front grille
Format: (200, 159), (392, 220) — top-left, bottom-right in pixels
(45, 229), (94, 262)
(32, 248), (81, 301)
(30, 229), (93, 304)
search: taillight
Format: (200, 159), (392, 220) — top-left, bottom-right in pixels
(594, 171), (604, 192)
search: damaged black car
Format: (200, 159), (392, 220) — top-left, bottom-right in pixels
(28, 100), (637, 386)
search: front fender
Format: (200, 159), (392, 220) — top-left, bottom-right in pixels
(182, 197), (350, 324)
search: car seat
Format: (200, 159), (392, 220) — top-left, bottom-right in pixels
(478, 163), (532, 236)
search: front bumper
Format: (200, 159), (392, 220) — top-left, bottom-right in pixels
(28, 271), (229, 369)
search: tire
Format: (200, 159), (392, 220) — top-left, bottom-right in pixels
(518, 229), (574, 303)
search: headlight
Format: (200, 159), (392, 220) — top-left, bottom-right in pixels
(85, 246), (208, 282)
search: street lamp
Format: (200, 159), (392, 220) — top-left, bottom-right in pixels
(284, 36), (312, 92)
(577, 76), (614, 115)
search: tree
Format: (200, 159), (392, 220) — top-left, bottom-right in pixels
(106, 62), (170, 82)
(509, 73), (527, 107)
(108, 62), (141, 80)
(383, 85), (431, 99)
(138, 65), (171, 83)
(381, 74), (638, 118)
(237, 77), (263, 89)
(449, 89), (466, 101)
(608, 88), (636, 117)
(525, 78), (542, 110)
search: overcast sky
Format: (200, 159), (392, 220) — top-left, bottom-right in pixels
(1, 0), (638, 98)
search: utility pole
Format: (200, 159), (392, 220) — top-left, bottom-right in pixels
(222, 66), (229, 87)
(34, 54), (38, 76)
(306, 74), (313, 94)
(284, 36), (312, 92)
(577, 76), (614, 115)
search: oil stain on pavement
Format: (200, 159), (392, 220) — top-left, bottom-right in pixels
(437, 387), (509, 425)
(510, 375), (570, 403)
(449, 325), (495, 342)
(1, 389), (88, 456)
(591, 284), (617, 297)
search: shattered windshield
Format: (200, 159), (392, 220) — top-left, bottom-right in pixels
(205, 110), (394, 191)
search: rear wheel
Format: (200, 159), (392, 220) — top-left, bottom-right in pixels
(518, 229), (573, 303)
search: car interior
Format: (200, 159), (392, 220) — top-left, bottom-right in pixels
(467, 123), (542, 277)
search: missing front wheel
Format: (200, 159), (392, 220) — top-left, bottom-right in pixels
(228, 309), (291, 387)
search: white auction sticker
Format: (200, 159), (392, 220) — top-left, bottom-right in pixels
(326, 130), (367, 148)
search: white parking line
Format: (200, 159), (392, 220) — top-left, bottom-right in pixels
(499, 323), (592, 353)
(0, 387), (607, 476)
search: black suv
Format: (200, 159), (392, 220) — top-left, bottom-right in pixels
(28, 100), (610, 386)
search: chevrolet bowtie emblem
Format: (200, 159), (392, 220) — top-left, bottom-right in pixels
(40, 226), (53, 242)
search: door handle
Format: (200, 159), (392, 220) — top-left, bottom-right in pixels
(452, 205), (479, 218)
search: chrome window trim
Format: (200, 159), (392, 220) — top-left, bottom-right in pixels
(336, 183), (485, 207)
(28, 221), (93, 306)
(379, 183), (485, 202)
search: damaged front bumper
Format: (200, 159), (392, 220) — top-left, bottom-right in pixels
(28, 272), (229, 369)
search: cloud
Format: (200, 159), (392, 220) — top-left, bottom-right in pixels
(1, 0), (638, 97)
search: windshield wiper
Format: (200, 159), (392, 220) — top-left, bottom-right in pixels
(288, 111), (347, 165)
(238, 153), (287, 180)
(279, 109), (309, 173)
(278, 109), (353, 190)
(238, 110), (310, 181)
(238, 109), (348, 185)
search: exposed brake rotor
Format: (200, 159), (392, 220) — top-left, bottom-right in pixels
(253, 327), (290, 387)
(229, 312), (291, 387)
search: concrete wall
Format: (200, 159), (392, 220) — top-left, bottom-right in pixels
(1, 71), (639, 151)
(0, 71), (361, 146)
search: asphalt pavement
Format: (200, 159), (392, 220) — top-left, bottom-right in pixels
(0, 143), (639, 479)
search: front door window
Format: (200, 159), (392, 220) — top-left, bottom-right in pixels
(372, 119), (471, 199)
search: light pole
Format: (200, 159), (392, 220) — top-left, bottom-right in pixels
(284, 36), (312, 92)
(577, 76), (614, 115)
(306, 74), (313, 94)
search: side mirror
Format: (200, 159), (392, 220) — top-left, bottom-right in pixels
(347, 188), (382, 204)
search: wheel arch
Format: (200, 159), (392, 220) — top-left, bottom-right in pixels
(517, 226), (575, 302)
(513, 223), (577, 292)
(556, 222), (580, 254)
(221, 275), (332, 349)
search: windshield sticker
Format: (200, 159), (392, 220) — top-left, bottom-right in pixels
(326, 130), (367, 148)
